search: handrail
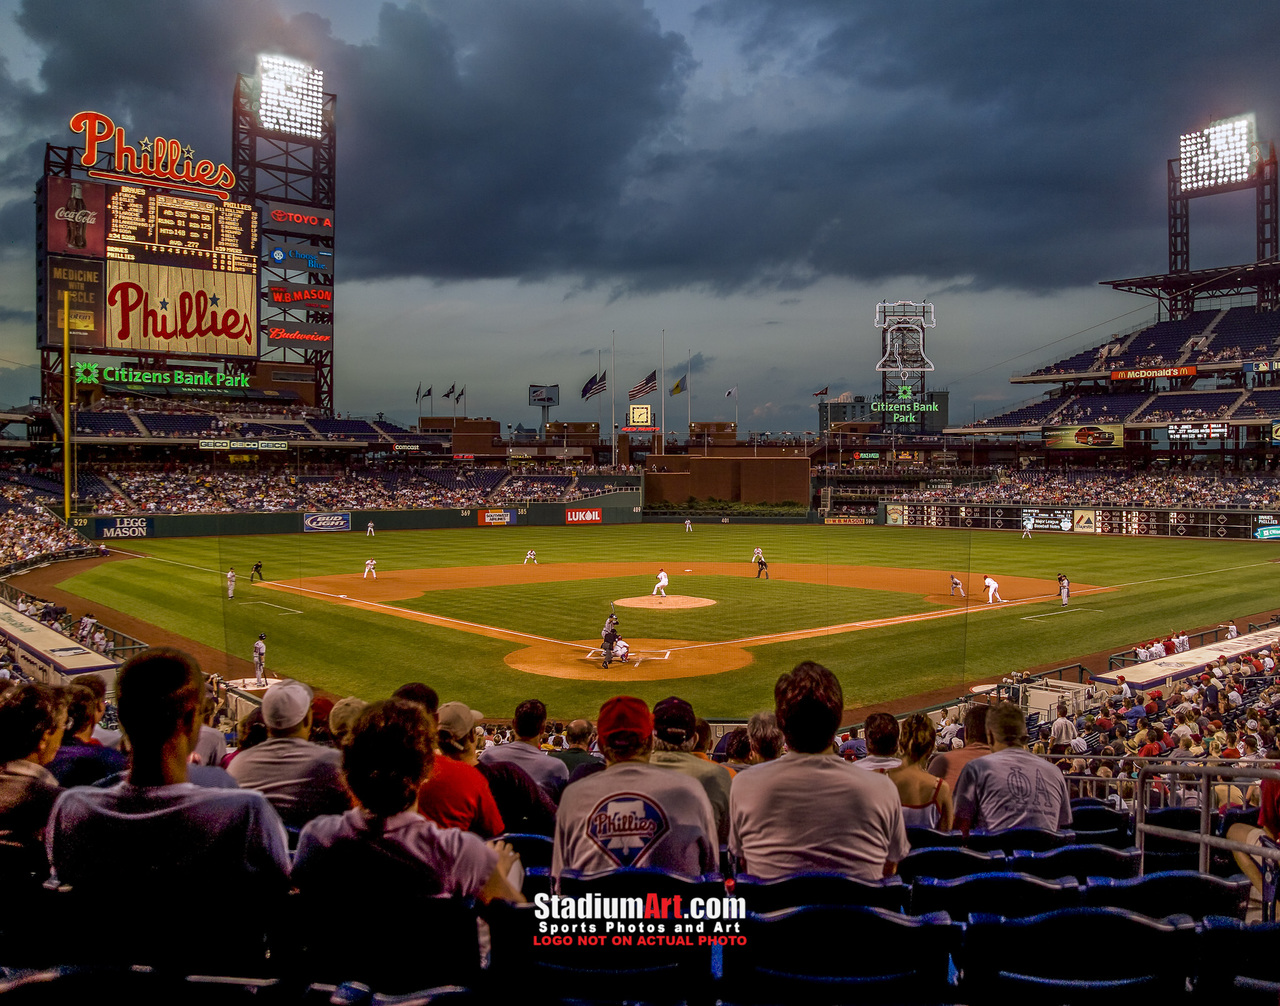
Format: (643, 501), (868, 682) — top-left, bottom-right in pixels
(1134, 762), (1280, 875)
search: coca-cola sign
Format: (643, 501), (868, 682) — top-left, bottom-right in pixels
(105, 262), (257, 358)
(69, 110), (238, 199)
(46, 176), (107, 257)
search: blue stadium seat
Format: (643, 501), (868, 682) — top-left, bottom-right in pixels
(896, 847), (1006, 882)
(966, 827), (1077, 854)
(732, 872), (909, 914)
(1008, 844), (1141, 882)
(910, 872), (1081, 920)
(1083, 871), (1251, 921)
(556, 867), (725, 902)
(961, 908), (1196, 1001)
(721, 905), (962, 1005)
(906, 826), (965, 849)
(1198, 917), (1280, 1004)
(1142, 807), (1215, 873)
(495, 832), (553, 869)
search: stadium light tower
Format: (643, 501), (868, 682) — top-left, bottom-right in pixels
(874, 301), (936, 434)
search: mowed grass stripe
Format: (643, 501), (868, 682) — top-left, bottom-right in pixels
(58, 525), (1280, 719)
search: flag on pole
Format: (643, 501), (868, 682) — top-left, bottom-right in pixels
(813, 386), (829, 396)
(415, 382), (422, 404)
(458, 386), (465, 400)
(424, 386), (431, 398)
(669, 374), (687, 396)
(443, 383), (456, 399)
(725, 386), (738, 398)
(581, 372), (607, 400)
(629, 370), (657, 401)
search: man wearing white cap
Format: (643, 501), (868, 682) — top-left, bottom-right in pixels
(227, 679), (351, 829)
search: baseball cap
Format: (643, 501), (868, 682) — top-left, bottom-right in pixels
(437, 701), (484, 739)
(598, 696), (652, 742)
(328, 696), (367, 739)
(261, 679), (313, 730)
(653, 696), (697, 744)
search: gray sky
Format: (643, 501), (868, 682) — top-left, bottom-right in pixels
(0, 0), (1277, 431)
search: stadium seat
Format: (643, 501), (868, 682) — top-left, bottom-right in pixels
(966, 827), (1077, 854)
(557, 867), (725, 902)
(909, 872), (1081, 920)
(720, 905), (962, 1005)
(1142, 806), (1215, 873)
(905, 826), (965, 849)
(1008, 844), (1141, 882)
(1070, 805), (1131, 836)
(732, 872), (909, 914)
(484, 900), (712, 1003)
(961, 908), (1197, 1002)
(495, 832), (553, 869)
(1082, 871), (1251, 921)
(0, 968), (292, 1006)
(1198, 917), (1280, 1004)
(368, 988), (475, 1006)
(896, 847), (1006, 882)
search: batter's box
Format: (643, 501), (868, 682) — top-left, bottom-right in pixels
(582, 647), (672, 666)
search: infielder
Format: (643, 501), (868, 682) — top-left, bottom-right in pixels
(364, 558), (377, 579)
(1058, 573), (1070, 607)
(684, 519), (692, 532)
(253, 633), (267, 686)
(652, 568), (668, 597)
(250, 560), (264, 583)
(367, 521), (375, 536)
(751, 547), (764, 564)
(524, 549), (538, 565)
(1022, 515), (1033, 539)
(226, 567), (236, 599)
(949, 574), (965, 597)
(983, 575), (1005, 603)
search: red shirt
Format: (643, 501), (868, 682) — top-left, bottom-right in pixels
(417, 756), (505, 838)
(1138, 742), (1163, 759)
(1261, 777), (1280, 836)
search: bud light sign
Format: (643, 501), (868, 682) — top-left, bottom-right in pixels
(94, 516), (152, 539)
(303, 512), (351, 532)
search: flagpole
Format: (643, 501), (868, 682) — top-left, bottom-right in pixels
(686, 348), (691, 439)
(611, 331), (616, 471)
(660, 328), (665, 455)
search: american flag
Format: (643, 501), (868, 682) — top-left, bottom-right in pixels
(581, 371), (607, 400)
(629, 370), (657, 401)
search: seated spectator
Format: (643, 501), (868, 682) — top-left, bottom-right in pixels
(476, 756), (558, 837)
(747, 710), (785, 763)
(856, 712), (903, 772)
(888, 713), (954, 831)
(723, 727), (752, 771)
(47, 649), (289, 966)
(70, 673), (121, 749)
(416, 701), (504, 838)
(478, 698), (569, 803)
(953, 702), (1072, 835)
(0, 683), (67, 875)
(553, 696), (717, 878)
(294, 699), (521, 903)
(837, 725), (867, 760)
(328, 696), (368, 748)
(648, 696), (733, 843)
(226, 679), (351, 828)
(729, 662), (908, 880)
(550, 718), (602, 775)
(928, 705), (992, 792)
(47, 684), (128, 787)
(223, 706), (267, 769)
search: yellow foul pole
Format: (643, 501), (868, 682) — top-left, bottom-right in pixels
(62, 290), (71, 521)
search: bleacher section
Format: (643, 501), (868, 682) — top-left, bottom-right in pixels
(1027, 344), (1107, 377)
(1105, 310), (1218, 369)
(226, 421), (313, 439)
(1195, 306), (1280, 364)
(307, 418), (380, 437)
(1131, 390), (1243, 424)
(1053, 392), (1153, 425)
(488, 474), (574, 502)
(419, 468), (507, 494)
(970, 399), (1067, 428)
(135, 413), (219, 438)
(1235, 388), (1280, 419)
(74, 412), (141, 437)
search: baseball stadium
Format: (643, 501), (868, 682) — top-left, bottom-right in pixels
(6, 34), (1280, 1006)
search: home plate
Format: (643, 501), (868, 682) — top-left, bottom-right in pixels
(340, 594), (348, 598)
(684, 569), (693, 572)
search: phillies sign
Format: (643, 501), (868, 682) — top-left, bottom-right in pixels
(69, 111), (238, 199)
(565, 507), (603, 524)
(105, 262), (257, 357)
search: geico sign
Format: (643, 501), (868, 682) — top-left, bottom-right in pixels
(565, 508), (603, 524)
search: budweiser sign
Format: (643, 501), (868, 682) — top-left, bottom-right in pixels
(70, 110), (238, 199)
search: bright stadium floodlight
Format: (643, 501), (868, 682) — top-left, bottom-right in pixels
(256, 55), (324, 138)
(1179, 114), (1257, 193)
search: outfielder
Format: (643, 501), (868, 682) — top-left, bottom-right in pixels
(253, 633), (267, 686)
(652, 568), (668, 597)
(684, 519), (692, 532)
(367, 521), (375, 536)
(1021, 515), (1033, 539)
(524, 549), (538, 565)
(983, 575), (1005, 603)
(1058, 573), (1070, 607)
(949, 574), (965, 597)
(226, 567), (236, 599)
(364, 558), (377, 579)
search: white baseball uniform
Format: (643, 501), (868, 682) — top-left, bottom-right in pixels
(367, 522), (375, 536)
(684, 519), (692, 532)
(1022, 516), (1033, 538)
(614, 639), (630, 661)
(364, 559), (377, 579)
(226, 568), (236, 598)
(524, 550), (538, 565)
(984, 576), (1004, 603)
(653, 570), (668, 597)
(1059, 576), (1070, 606)
(950, 575), (965, 597)
(752, 548), (764, 563)
(253, 638), (266, 686)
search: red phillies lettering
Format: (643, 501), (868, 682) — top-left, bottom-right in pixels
(69, 110), (237, 193)
(108, 281), (252, 344)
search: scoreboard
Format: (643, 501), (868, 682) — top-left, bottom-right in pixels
(105, 185), (257, 274)
(1167, 422), (1229, 440)
(885, 503), (1280, 539)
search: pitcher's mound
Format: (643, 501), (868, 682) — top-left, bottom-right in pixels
(615, 595), (716, 609)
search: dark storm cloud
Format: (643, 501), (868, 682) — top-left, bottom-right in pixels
(1, 0), (1277, 296)
(0, 306), (35, 323)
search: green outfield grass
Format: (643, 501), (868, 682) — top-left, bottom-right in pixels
(54, 524), (1280, 719)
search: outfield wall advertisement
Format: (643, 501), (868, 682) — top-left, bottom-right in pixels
(886, 502), (1280, 539)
